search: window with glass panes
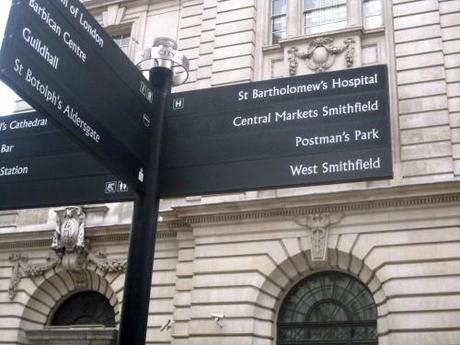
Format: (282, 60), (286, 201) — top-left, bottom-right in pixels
(113, 34), (130, 55)
(363, 0), (382, 29)
(304, 0), (347, 35)
(269, 1), (383, 45)
(271, 0), (287, 44)
(277, 272), (378, 345)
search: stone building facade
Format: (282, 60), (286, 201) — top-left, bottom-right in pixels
(1, 0), (460, 344)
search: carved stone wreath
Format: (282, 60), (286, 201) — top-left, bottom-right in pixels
(8, 207), (126, 300)
(288, 37), (355, 75)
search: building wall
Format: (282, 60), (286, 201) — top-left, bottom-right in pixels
(162, 186), (460, 345)
(1, 0), (460, 344)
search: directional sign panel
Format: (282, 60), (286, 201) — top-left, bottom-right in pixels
(160, 65), (393, 197)
(0, 112), (135, 210)
(0, 0), (154, 191)
(0, 175), (134, 211)
(0, 67), (392, 208)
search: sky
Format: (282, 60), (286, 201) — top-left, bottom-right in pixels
(0, 0), (17, 115)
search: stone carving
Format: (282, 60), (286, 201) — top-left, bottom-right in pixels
(288, 37), (355, 75)
(287, 47), (299, 76)
(88, 249), (127, 273)
(296, 213), (344, 262)
(8, 207), (126, 300)
(8, 254), (59, 300)
(52, 207), (86, 254)
(53, 207), (88, 272)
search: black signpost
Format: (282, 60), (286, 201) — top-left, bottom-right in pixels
(118, 63), (173, 345)
(0, 0), (154, 191)
(160, 64), (392, 196)
(0, 112), (135, 210)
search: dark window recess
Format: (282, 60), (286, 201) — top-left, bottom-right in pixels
(51, 291), (116, 327)
(278, 271), (378, 345)
(113, 33), (130, 55)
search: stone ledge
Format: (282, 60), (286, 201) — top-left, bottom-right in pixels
(163, 181), (460, 226)
(25, 327), (117, 345)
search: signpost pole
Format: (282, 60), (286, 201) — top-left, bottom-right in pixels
(117, 38), (185, 345)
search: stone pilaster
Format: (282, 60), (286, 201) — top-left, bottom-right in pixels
(393, 0), (454, 182)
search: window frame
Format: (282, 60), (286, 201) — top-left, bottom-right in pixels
(104, 21), (134, 58)
(362, 0), (383, 30)
(271, 0), (287, 44)
(267, 0), (384, 46)
(303, 0), (348, 35)
(276, 271), (378, 345)
(112, 32), (131, 56)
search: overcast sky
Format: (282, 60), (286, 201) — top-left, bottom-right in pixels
(0, 0), (17, 115)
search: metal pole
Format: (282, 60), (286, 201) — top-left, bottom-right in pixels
(117, 38), (180, 345)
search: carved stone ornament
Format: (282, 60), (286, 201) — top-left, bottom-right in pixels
(8, 207), (126, 300)
(8, 254), (59, 300)
(288, 37), (355, 75)
(52, 206), (86, 254)
(296, 213), (344, 262)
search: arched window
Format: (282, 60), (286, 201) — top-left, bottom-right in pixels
(277, 272), (378, 344)
(51, 291), (116, 327)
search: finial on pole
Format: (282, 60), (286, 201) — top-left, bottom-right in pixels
(135, 37), (189, 86)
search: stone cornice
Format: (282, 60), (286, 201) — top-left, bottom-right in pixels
(166, 193), (460, 228)
(163, 181), (460, 227)
(0, 224), (177, 251)
(2, 182), (460, 248)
